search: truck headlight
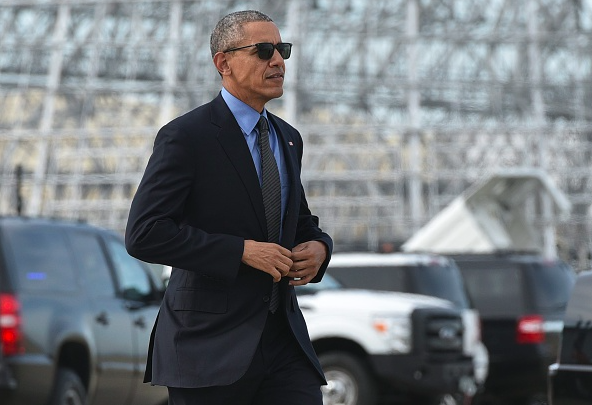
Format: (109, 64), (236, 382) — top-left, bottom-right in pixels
(372, 315), (412, 353)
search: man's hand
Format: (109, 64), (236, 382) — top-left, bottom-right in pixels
(288, 241), (328, 286)
(242, 240), (293, 282)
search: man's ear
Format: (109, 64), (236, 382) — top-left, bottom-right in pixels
(213, 52), (231, 76)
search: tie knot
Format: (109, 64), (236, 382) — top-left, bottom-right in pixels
(257, 116), (269, 135)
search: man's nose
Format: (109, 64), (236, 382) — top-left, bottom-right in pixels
(269, 48), (284, 65)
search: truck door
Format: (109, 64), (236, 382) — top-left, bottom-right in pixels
(102, 236), (168, 405)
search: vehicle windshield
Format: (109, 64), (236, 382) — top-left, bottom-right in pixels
(295, 273), (343, 295)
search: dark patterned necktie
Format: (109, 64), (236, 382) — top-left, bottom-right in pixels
(257, 116), (281, 312)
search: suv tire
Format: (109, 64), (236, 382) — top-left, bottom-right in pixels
(319, 352), (377, 405)
(49, 368), (86, 405)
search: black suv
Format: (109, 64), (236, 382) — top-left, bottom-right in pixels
(548, 270), (592, 404)
(450, 253), (576, 405)
(0, 216), (168, 405)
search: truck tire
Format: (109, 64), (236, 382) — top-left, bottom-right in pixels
(49, 368), (87, 405)
(319, 352), (377, 405)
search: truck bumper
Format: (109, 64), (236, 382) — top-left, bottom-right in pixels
(0, 354), (54, 405)
(548, 363), (592, 405)
(369, 353), (474, 395)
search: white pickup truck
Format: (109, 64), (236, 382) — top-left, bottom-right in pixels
(297, 274), (481, 405)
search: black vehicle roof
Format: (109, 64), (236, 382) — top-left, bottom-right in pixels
(0, 216), (118, 236)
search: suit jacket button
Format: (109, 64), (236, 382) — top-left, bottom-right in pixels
(263, 296), (270, 303)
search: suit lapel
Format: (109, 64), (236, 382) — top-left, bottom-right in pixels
(210, 94), (268, 238)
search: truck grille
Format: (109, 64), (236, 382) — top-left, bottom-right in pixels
(412, 307), (464, 356)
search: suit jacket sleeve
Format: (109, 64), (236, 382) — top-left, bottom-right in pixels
(125, 118), (244, 285)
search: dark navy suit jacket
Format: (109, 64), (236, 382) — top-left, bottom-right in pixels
(125, 93), (333, 388)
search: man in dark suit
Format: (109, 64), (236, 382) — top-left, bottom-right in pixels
(125, 9), (332, 405)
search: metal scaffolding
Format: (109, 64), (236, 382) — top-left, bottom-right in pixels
(1, 0), (591, 267)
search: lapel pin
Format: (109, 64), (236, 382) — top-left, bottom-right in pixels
(288, 141), (293, 146)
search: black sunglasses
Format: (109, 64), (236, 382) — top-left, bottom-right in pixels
(223, 42), (292, 60)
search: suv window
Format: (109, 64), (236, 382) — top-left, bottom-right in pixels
(524, 262), (575, 312)
(104, 236), (153, 301)
(3, 225), (78, 292)
(330, 265), (405, 291)
(460, 264), (525, 316)
(69, 231), (115, 297)
(455, 256), (575, 317)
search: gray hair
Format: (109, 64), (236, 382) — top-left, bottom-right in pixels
(210, 10), (273, 58)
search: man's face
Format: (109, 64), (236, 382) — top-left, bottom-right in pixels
(221, 21), (286, 112)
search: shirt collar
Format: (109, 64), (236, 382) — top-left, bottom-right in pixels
(221, 87), (269, 135)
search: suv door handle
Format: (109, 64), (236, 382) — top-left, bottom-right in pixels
(95, 312), (109, 325)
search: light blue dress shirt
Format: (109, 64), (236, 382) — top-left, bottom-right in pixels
(221, 88), (289, 228)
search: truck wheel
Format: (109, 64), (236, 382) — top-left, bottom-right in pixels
(319, 352), (377, 405)
(49, 368), (86, 405)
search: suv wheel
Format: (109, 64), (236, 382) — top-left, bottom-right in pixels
(49, 368), (86, 405)
(319, 352), (377, 405)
